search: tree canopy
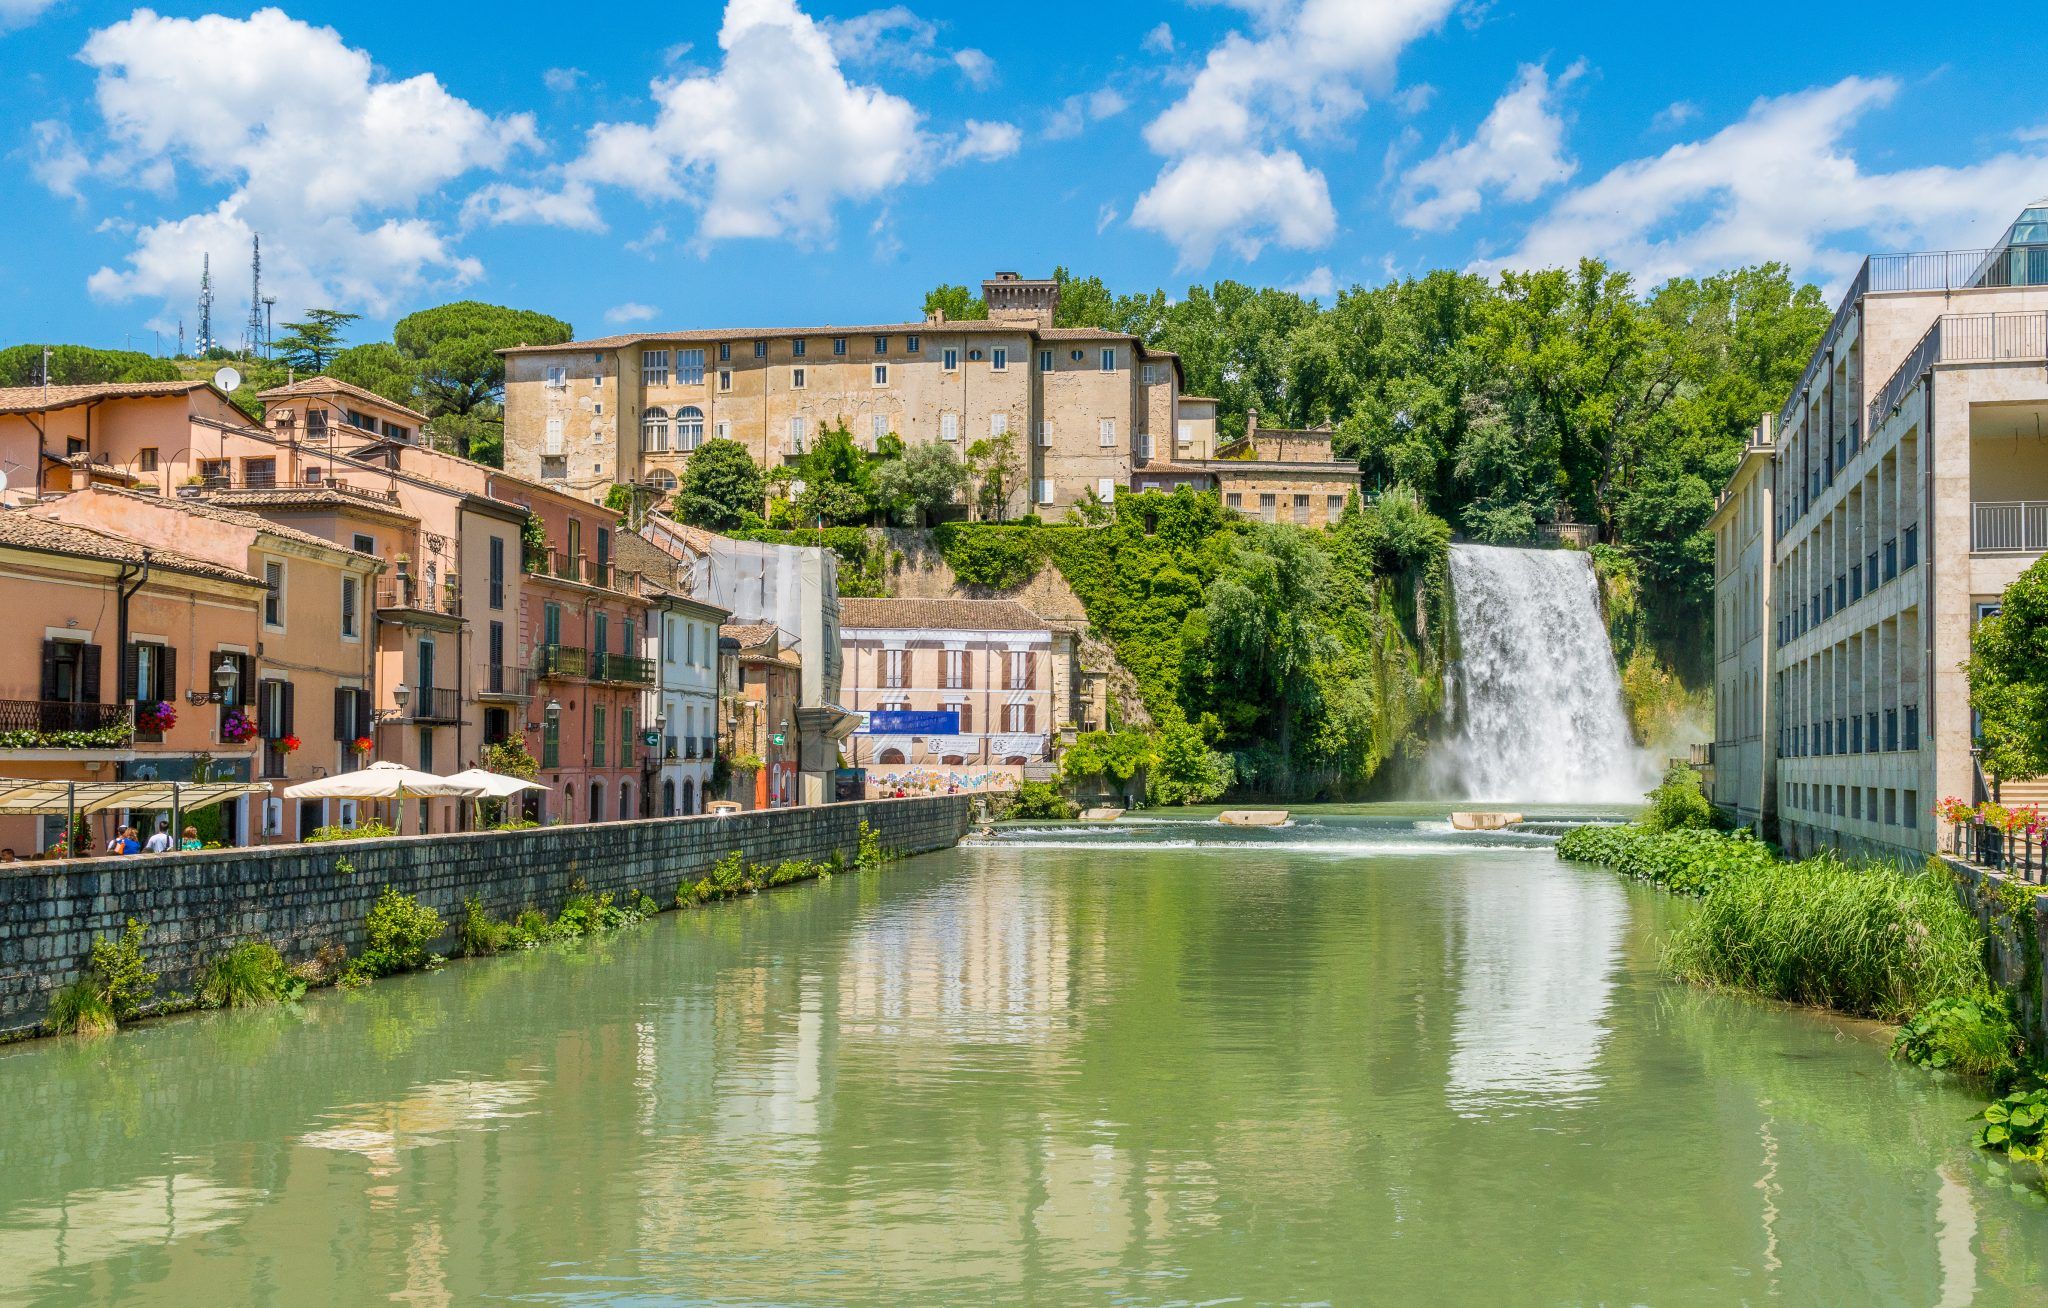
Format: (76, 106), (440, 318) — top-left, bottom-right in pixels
(1969, 557), (2048, 785)
(673, 438), (766, 531)
(0, 345), (179, 387)
(272, 309), (359, 373)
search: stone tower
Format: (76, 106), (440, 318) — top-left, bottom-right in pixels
(981, 272), (1059, 329)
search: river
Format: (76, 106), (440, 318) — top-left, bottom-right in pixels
(2, 807), (2044, 1304)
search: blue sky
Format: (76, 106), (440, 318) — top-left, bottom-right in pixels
(4, 0), (2046, 353)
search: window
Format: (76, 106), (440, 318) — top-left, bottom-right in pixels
(1038, 349), (1053, 372)
(621, 707), (636, 768)
(1293, 494), (1310, 525)
(792, 366), (808, 389)
(1098, 418), (1116, 448)
(942, 347), (959, 371)
(1328, 494), (1346, 519)
(884, 648), (907, 689)
(678, 349), (705, 385)
(940, 412), (959, 442)
(717, 369), (732, 392)
(833, 337), (847, 356)
(262, 560), (285, 628)
(1225, 492), (1242, 509)
(1142, 364), (1158, 385)
(874, 336), (889, 355)
(718, 342), (731, 362)
(341, 576), (360, 639)
(137, 447), (160, 472)
(943, 649), (968, 690)
(752, 340), (766, 358)
(1035, 479), (1054, 504)
(593, 613), (610, 658)
(1903, 525), (1919, 569)
(1100, 348), (1117, 372)
(1036, 420), (1050, 448)
(714, 419), (731, 440)
(791, 338), (807, 359)
(642, 407), (670, 451)
(1904, 790), (1919, 829)
(593, 705), (607, 762)
(642, 350), (670, 386)
(873, 364), (889, 386)
(1259, 493), (1277, 523)
(487, 536), (505, 609)
(787, 416), (806, 454)
(906, 335), (920, 353)
(991, 413), (1009, 437)
(1097, 479), (1116, 503)
(1003, 649), (1036, 690)
(124, 641), (173, 710)
(545, 364), (567, 388)
(1004, 702), (1037, 733)
(992, 347), (1008, 371)
(872, 414), (889, 444)
(677, 406), (704, 450)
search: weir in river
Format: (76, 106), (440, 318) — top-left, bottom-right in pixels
(1430, 543), (1656, 804)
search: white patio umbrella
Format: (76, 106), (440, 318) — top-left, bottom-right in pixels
(283, 761), (485, 801)
(440, 767), (547, 828)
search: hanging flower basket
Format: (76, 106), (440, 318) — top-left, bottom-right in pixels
(220, 710), (259, 744)
(134, 700), (177, 733)
(280, 734), (302, 754)
(351, 735), (374, 755)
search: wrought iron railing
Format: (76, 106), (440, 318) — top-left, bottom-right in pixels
(535, 644), (588, 679)
(406, 686), (462, 723)
(592, 653), (655, 685)
(483, 664), (534, 698)
(377, 584), (461, 616)
(1949, 822), (2048, 885)
(0, 699), (131, 747)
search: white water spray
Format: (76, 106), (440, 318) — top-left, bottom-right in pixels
(1430, 544), (1656, 804)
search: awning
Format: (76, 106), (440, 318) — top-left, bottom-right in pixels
(0, 778), (268, 815)
(283, 761), (484, 800)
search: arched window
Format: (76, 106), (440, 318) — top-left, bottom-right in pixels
(878, 748), (906, 764)
(683, 779), (697, 814)
(662, 779), (676, 816)
(619, 783), (633, 820)
(677, 406), (705, 451)
(562, 783), (574, 823)
(941, 754), (965, 765)
(643, 407), (670, 452)
(648, 469), (677, 493)
(589, 780), (604, 823)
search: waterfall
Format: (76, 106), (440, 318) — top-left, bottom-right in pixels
(1430, 544), (1655, 804)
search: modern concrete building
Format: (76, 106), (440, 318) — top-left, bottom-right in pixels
(1710, 201), (2048, 858)
(1705, 417), (1777, 832)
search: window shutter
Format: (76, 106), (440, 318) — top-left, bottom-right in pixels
(1025, 654), (1037, 690)
(282, 682), (296, 736)
(40, 640), (59, 702)
(121, 643), (140, 703)
(959, 701), (972, 732)
(1025, 703), (1036, 733)
(79, 644), (102, 703)
(161, 645), (177, 704)
(237, 653), (255, 709)
(355, 689), (372, 741)
(334, 687), (352, 741)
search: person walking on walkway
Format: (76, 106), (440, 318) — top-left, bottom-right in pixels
(144, 819), (173, 854)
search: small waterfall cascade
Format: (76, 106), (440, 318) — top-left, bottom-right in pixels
(1431, 544), (1655, 804)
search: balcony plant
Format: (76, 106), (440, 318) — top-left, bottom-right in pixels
(0, 723), (132, 750)
(280, 733), (302, 754)
(351, 735), (374, 755)
(134, 700), (177, 733)
(220, 709), (259, 744)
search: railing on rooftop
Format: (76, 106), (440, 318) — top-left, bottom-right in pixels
(1867, 311), (2048, 432)
(1972, 501), (2048, 553)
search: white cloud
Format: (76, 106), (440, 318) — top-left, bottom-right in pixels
(820, 4), (937, 66)
(1142, 22), (1174, 55)
(953, 48), (996, 88)
(1393, 83), (1436, 116)
(1131, 147), (1335, 266)
(948, 120), (1021, 163)
(625, 223), (669, 254)
(570, 0), (928, 243)
(1396, 60), (1583, 231)
(0, 0), (59, 33)
(1285, 265), (1336, 299)
(62, 8), (534, 317)
(542, 66), (586, 94)
(462, 180), (605, 233)
(1045, 87), (1130, 140)
(1096, 202), (1120, 233)
(1651, 100), (1698, 132)
(1134, 0), (1455, 264)
(604, 301), (659, 325)
(1477, 76), (2048, 288)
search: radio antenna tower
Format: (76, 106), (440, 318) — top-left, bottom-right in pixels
(196, 253), (215, 356)
(246, 233), (264, 356)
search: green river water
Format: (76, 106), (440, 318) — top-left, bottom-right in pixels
(4, 807), (2047, 1305)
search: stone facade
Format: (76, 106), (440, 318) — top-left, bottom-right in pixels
(0, 795), (970, 1037)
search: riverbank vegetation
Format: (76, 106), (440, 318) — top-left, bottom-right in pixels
(48, 918), (157, 1036)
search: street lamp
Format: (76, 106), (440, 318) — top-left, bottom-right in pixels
(189, 656), (241, 705)
(545, 699), (562, 725)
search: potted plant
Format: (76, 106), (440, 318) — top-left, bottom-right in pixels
(351, 735), (375, 757)
(134, 700), (177, 733)
(220, 709), (258, 744)
(280, 733), (302, 754)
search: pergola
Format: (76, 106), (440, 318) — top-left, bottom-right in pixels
(0, 778), (269, 853)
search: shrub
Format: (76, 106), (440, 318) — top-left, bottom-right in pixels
(856, 821), (888, 871)
(1976, 1088), (2048, 1163)
(709, 850), (747, 895)
(934, 524), (1046, 590)
(344, 888), (444, 983)
(1665, 856), (1990, 1021)
(199, 941), (302, 1008)
(1891, 990), (2023, 1082)
(307, 821), (398, 842)
(1555, 824), (1775, 895)
(457, 896), (515, 956)
(89, 918), (158, 1021)
(1641, 762), (1717, 833)
(47, 980), (116, 1036)
(1008, 780), (1075, 819)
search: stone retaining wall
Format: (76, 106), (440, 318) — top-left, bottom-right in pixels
(1947, 857), (2048, 1045)
(0, 796), (970, 1037)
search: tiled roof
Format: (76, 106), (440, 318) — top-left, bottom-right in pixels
(839, 597), (1049, 632)
(0, 380), (212, 415)
(256, 375), (429, 423)
(0, 511), (260, 586)
(501, 322), (1181, 360)
(196, 486), (418, 522)
(720, 622), (778, 650)
(89, 488), (379, 560)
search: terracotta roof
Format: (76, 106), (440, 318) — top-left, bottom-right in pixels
(839, 597), (1049, 632)
(83, 488), (379, 560)
(0, 380), (213, 415)
(195, 486), (418, 523)
(720, 622), (778, 650)
(0, 511), (261, 586)
(500, 322), (1182, 359)
(256, 375), (428, 422)
(1129, 462), (1219, 478)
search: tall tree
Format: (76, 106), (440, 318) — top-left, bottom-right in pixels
(966, 432), (1023, 521)
(875, 440), (970, 527)
(272, 309), (359, 372)
(1969, 556), (2048, 786)
(673, 439), (765, 531)
(921, 284), (987, 321)
(392, 302), (572, 461)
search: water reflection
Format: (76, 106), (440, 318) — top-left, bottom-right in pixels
(1446, 864), (1626, 1114)
(0, 1173), (257, 1301)
(298, 1077), (543, 1175)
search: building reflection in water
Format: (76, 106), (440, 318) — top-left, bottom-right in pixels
(0, 1173), (257, 1301)
(1445, 865), (1626, 1115)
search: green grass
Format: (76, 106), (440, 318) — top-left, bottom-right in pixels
(198, 941), (303, 1008)
(1555, 823), (1776, 895)
(47, 979), (116, 1036)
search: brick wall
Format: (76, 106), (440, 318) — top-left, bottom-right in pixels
(0, 796), (970, 1037)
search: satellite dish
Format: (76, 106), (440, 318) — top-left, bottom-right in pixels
(213, 366), (242, 393)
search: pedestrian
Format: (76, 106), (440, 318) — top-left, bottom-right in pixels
(179, 826), (202, 851)
(0, 847), (14, 863)
(117, 827), (141, 855)
(104, 829), (124, 853)
(144, 818), (173, 854)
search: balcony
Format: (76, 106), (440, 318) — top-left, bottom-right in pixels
(1869, 311), (2048, 431)
(405, 686), (462, 724)
(540, 550), (619, 591)
(0, 700), (132, 751)
(377, 582), (461, 617)
(535, 644), (588, 680)
(178, 471), (400, 505)
(482, 663), (534, 699)
(592, 652), (655, 685)
(1973, 501), (2048, 553)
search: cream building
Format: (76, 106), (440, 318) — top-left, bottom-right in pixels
(1704, 417), (1776, 833)
(1711, 201), (2048, 859)
(499, 274), (1195, 516)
